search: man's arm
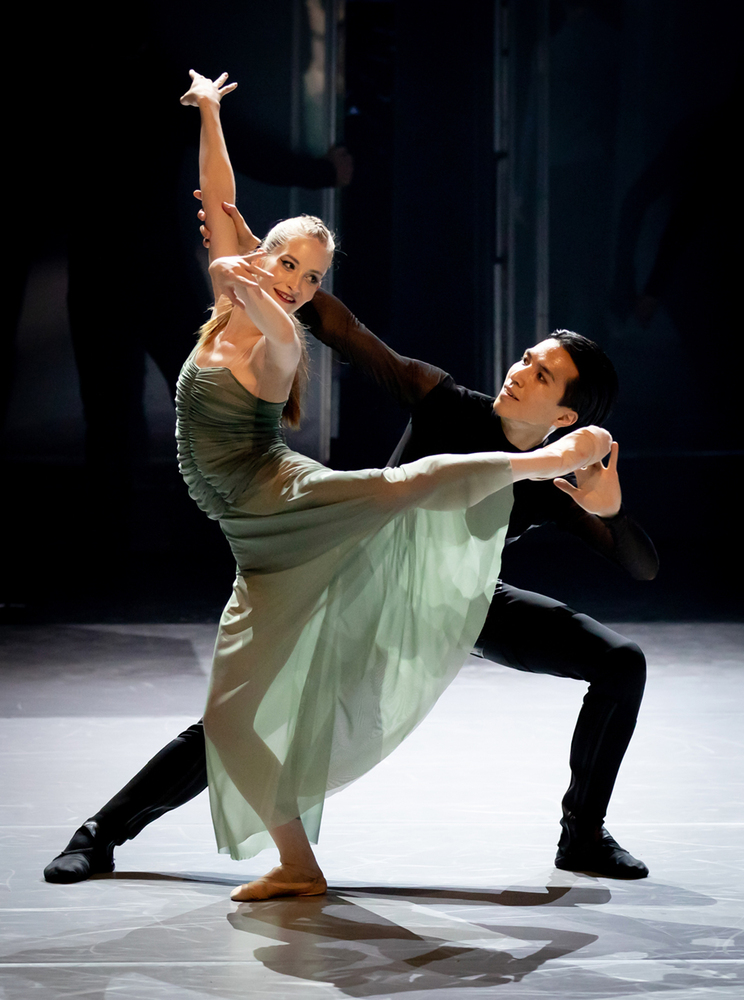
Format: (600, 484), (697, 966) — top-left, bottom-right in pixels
(298, 290), (447, 410)
(199, 202), (443, 410)
(221, 103), (352, 189)
(550, 440), (658, 579)
(559, 501), (659, 581)
(511, 440), (657, 579)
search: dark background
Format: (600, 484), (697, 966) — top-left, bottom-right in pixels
(1, 0), (741, 625)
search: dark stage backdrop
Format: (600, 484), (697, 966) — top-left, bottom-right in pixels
(2, 0), (741, 622)
(335, 0), (743, 620)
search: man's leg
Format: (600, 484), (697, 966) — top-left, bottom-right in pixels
(477, 583), (648, 878)
(44, 721), (208, 883)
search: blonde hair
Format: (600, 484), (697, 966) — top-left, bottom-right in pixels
(261, 213), (335, 258)
(196, 215), (335, 428)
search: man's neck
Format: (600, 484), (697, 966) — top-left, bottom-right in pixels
(497, 412), (553, 451)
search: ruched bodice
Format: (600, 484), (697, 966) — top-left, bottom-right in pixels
(175, 349), (514, 861)
(176, 356), (287, 519)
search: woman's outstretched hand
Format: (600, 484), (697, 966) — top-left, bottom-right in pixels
(180, 70), (237, 107)
(209, 253), (272, 310)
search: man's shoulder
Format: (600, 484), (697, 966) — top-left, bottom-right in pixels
(418, 375), (497, 413)
(404, 375), (510, 458)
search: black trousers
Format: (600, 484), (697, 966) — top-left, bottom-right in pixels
(477, 584), (646, 831)
(92, 584), (645, 844)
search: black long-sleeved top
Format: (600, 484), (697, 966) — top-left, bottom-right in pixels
(298, 291), (659, 581)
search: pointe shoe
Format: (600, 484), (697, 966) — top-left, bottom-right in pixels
(44, 820), (116, 883)
(230, 865), (327, 901)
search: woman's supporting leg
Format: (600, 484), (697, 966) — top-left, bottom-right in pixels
(230, 817), (327, 901)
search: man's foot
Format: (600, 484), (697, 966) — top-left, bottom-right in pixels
(555, 826), (649, 880)
(43, 820), (115, 883)
(231, 864), (327, 902)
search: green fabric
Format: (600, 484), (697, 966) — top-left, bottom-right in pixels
(176, 356), (514, 860)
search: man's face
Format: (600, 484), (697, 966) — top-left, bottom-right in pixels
(494, 339), (579, 429)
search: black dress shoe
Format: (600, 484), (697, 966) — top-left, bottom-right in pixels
(555, 826), (649, 880)
(44, 820), (115, 883)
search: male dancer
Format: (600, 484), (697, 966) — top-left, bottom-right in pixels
(45, 220), (657, 886)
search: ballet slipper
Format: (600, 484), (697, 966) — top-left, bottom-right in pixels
(230, 865), (327, 902)
(44, 820), (115, 883)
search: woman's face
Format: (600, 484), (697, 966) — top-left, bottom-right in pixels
(260, 236), (332, 313)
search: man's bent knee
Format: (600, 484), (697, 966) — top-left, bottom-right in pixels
(602, 640), (646, 702)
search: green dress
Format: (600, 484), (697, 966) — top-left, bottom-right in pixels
(176, 354), (513, 860)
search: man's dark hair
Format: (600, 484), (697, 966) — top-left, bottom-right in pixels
(551, 330), (619, 427)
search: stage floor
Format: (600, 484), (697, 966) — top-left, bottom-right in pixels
(1, 621), (742, 999)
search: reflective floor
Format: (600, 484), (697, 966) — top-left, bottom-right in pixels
(1, 622), (743, 998)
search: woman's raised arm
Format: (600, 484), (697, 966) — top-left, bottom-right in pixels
(180, 71), (240, 269)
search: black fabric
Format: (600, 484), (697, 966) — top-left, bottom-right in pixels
(306, 290), (658, 580)
(478, 584), (646, 826)
(92, 722), (208, 844)
(402, 378), (658, 579)
(300, 290), (445, 408)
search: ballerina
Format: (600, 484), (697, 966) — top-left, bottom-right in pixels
(178, 70), (612, 901)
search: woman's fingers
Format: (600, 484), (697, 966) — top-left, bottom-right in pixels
(242, 267), (274, 283)
(180, 71), (236, 105)
(215, 72), (237, 97)
(225, 287), (246, 309)
(228, 276), (260, 300)
(226, 261), (272, 282)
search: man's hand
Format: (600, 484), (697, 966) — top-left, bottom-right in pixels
(193, 190), (260, 253)
(554, 440), (622, 518)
